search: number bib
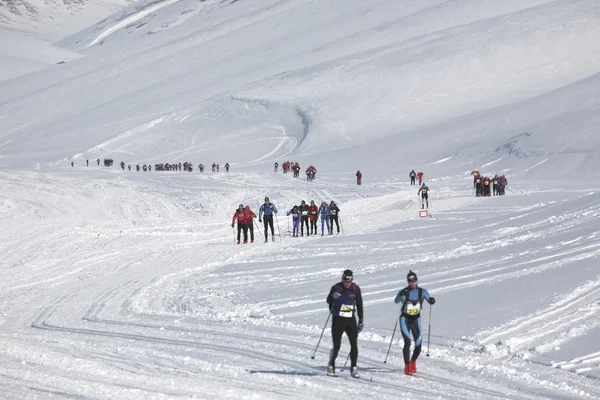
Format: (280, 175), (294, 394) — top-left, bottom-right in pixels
(302, 211), (308, 216)
(406, 302), (421, 316)
(330, 210), (337, 215)
(339, 304), (354, 318)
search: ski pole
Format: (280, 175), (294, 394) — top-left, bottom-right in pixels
(339, 351), (351, 372)
(339, 216), (345, 235)
(311, 312), (331, 359)
(232, 225), (236, 244)
(426, 304), (432, 357)
(384, 310), (401, 363)
(275, 213), (281, 237)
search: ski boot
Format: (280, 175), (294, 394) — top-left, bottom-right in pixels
(409, 360), (417, 374)
(351, 367), (360, 379)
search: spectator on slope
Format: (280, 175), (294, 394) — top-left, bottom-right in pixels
(298, 200), (310, 236)
(417, 171), (424, 185)
(329, 201), (341, 235)
(410, 170), (416, 185)
(231, 204), (248, 244)
(356, 170), (362, 185)
(326, 269), (363, 378)
(287, 205), (301, 237)
(418, 182), (429, 209)
(394, 270), (435, 376)
(309, 200), (319, 235)
(244, 205), (257, 243)
(319, 201), (331, 236)
(259, 196), (278, 242)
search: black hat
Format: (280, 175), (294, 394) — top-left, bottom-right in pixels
(407, 270), (418, 283)
(342, 269), (353, 281)
(265, 196), (269, 201)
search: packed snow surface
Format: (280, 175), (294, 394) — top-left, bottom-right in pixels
(1, 0), (600, 398)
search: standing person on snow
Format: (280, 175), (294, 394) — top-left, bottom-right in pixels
(244, 205), (257, 243)
(417, 171), (424, 185)
(394, 270), (436, 376)
(326, 269), (364, 378)
(309, 200), (319, 235)
(319, 201), (331, 236)
(410, 170), (416, 185)
(231, 204), (249, 244)
(225, 162), (230, 172)
(298, 200), (310, 236)
(259, 197), (278, 242)
(418, 183), (429, 209)
(286, 205), (301, 237)
(274, 162), (279, 172)
(329, 201), (341, 234)
(356, 170), (362, 185)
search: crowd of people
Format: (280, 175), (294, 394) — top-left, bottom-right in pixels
(471, 170), (507, 197)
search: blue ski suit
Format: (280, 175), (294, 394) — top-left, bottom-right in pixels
(394, 286), (433, 365)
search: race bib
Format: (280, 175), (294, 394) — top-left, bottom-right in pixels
(302, 211), (308, 216)
(406, 302), (421, 316)
(311, 211), (316, 214)
(339, 304), (353, 318)
(330, 210), (337, 215)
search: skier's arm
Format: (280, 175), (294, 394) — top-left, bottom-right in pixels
(272, 204), (278, 213)
(326, 286), (336, 311)
(394, 289), (406, 304)
(418, 188), (422, 195)
(422, 288), (435, 304)
(286, 209), (292, 216)
(258, 205), (264, 219)
(356, 288), (364, 323)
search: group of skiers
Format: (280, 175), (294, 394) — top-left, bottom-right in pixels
(472, 170), (507, 197)
(230, 198), (343, 243)
(409, 170), (424, 186)
(277, 161), (302, 177)
(325, 269), (436, 378)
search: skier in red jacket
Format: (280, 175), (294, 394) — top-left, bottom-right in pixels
(244, 205), (257, 243)
(417, 172), (424, 185)
(356, 170), (362, 185)
(231, 204), (248, 244)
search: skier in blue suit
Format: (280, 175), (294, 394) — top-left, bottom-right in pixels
(319, 201), (331, 236)
(394, 270), (436, 375)
(258, 196), (278, 242)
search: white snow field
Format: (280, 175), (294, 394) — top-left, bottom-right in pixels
(1, 0), (600, 398)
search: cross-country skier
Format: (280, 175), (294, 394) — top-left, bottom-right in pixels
(225, 162), (230, 172)
(394, 270), (436, 375)
(258, 197), (278, 242)
(274, 162), (279, 172)
(286, 205), (301, 237)
(326, 269), (363, 378)
(319, 201), (331, 236)
(329, 201), (340, 234)
(417, 171), (424, 185)
(231, 204), (248, 244)
(299, 200), (310, 236)
(418, 183), (429, 209)
(356, 170), (362, 185)
(409, 170), (416, 185)
(309, 200), (319, 235)
(244, 205), (257, 243)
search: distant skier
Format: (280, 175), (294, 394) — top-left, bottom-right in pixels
(394, 270), (435, 376)
(418, 183), (429, 209)
(136, 164), (140, 172)
(212, 163), (216, 172)
(287, 205), (301, 237)
(326, 269), (363, 378)
(225, 162), (230, 172)
(231, 204), (248, 244)
(244, 205), (257, 243)
(274, 162), (279, 172)
(216, 163), (220, 173)
(299, 200), (310, 236)
(319, 201), (331, 236)
(97, 159), (100, 166)
(71, 161), (74, 167)
(409, 170), (416, 185)
(417, 171), (424, 185)
(86, 159), (89, 167)
(309, 200), (319, 235)
(258, 197), (278, 242)
(329, 201), (340, 235)
(121, 161), (125, 171)
(356, 170), (362, 186)
(128, 165), (131, 171)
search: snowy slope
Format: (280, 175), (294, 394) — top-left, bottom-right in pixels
(1, 0), (600, 399)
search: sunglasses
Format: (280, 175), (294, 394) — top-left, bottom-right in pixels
(408, 278), (418, 283)
(343, 277), (353, 283)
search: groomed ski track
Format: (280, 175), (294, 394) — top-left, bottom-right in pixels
(1, 169), (599, 399)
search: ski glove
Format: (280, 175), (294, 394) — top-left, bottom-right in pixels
(358, 322), (364, 333)
(429, 297), (436, 305)
(259, 219), (262, 223)
(332, 291), (341, 299)
(231, 223), (234, 228)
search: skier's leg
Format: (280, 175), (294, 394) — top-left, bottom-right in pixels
(344, 319), (359, 367)
(263, 218), (269, 239)
(409, 318), (423, 361)
(249, 222), (254, 242)
(237, 224), (242, 241)
(242, 224), (248, 242)
(268, 217), (275, 236)
(329, 318), (344, 368)
(400, 317), (412, 365)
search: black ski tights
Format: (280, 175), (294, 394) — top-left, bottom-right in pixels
(329, 317), (359, 368)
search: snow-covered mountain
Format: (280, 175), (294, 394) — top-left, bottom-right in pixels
(1, 0), (599, 398)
